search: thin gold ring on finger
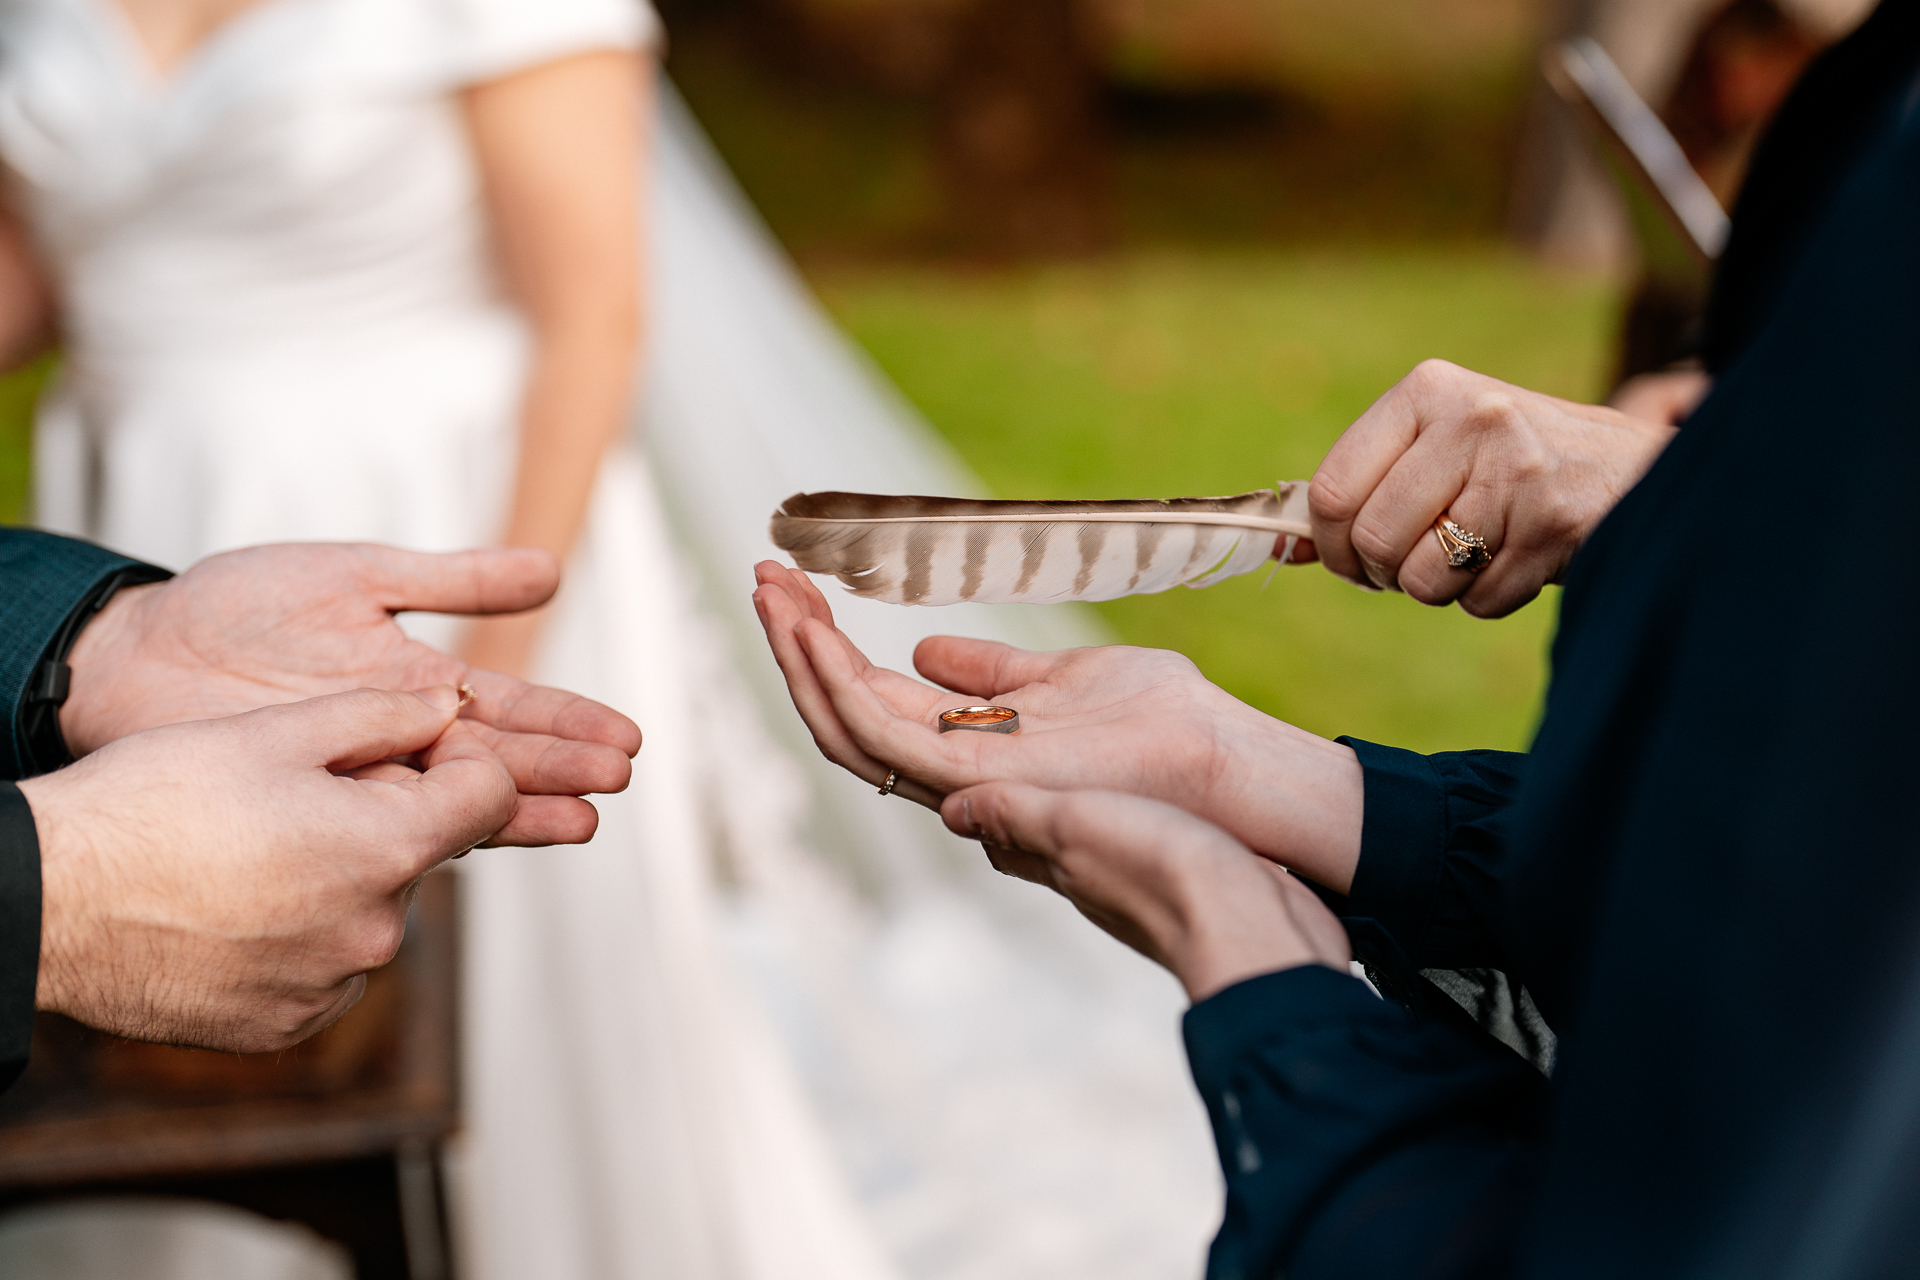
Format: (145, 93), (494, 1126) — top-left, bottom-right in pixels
(877, 768), (899, 797)
(1433, 516), (1493, 574)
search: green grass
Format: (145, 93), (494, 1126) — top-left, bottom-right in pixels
(809, 246), (1617, 752)
(0, 356), (51, 524)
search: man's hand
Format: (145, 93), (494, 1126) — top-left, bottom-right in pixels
(20, 687), (517, 1052)
(753, 562), (1364, 891)
(1305, 359), (1676, 617)
(944, 783), (1350, 1002)
(61, 544), (641, 846)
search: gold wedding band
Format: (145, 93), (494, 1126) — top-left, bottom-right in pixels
(938, 706), (1020, 734)
(877, 769), (899, 797)
(1433, 517), (1493, 574)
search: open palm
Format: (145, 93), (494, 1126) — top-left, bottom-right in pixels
(752, 559), (1363, 888)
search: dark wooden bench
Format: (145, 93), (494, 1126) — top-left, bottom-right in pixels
(0, 869), (461, 1280)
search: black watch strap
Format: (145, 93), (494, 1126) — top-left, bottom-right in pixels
(17, 564), (173, 777)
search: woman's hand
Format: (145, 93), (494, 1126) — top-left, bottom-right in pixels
(943, 783), (1350, 1002)
(753, 561), (1366, 891)
(1305, 358), (1677, 617)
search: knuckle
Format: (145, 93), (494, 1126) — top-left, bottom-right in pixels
(1307, 470), (1359, 524)
(344, 917), (407, 972)
(1501, 431), (1552, 485)
(1464, 390), (1522, 440)
(1545, 486), (1592, 537)
(1404, 357), (1460, 396)
(1347, 513), (1399, 568)
(1400, 565), (1456, 606)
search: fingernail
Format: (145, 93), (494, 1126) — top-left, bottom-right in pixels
(961, 795), (977, 832)
(414, 685), (461, 712)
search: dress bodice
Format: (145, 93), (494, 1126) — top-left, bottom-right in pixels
(1, 0), (655, 568)
(0, 0), (654, 363)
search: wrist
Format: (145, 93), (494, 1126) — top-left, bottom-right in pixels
(1210, 714), (1364, 893)
(57, 581), (162, 758)
(17, 770), (96, 1019)
(1163, 857), (1326, 1003)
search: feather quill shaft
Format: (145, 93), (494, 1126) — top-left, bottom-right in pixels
(770, 484), (1312, 605)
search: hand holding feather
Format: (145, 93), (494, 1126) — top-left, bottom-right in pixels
(751, 561), (1365, 892)
(769, 484), (1311, 605)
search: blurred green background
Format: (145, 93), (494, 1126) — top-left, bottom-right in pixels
(0, 0), (1622, 755)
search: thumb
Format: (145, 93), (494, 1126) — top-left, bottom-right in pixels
(942, 782), (1062, 854)
(248, 686), (463, 772)
(360, 545), (561, 616)
(382, 719), (521, 869)
(943, 784), (1060, 887)
(913, 636), (1051, 698)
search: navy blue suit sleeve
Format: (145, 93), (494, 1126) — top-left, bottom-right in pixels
(0, 528), (167, 1094)
(1185, 966), (1547, 1280)
(0, 783), (36, 1094)
(0, 527), (162, 781)
(1339, 739), (1525, 971)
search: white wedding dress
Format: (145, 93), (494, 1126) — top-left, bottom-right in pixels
(0, 2), (1220, 1277)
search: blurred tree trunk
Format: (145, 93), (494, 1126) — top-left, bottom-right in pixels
(931, 0), (1111, 255)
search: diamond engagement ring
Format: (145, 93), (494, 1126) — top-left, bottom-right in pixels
(1433, 517), (1493, 573)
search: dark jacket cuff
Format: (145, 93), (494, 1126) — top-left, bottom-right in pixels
(1184, 963), (1386, 1089)
(0, 782), (39, 1093)
(1339, 739), (1528, 971)
(1340, 737), (1451, 949)
(0, 529), (170, 780)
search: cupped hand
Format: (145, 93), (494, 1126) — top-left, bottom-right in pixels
(943, 782), (1350, 1001)
(21, 686), (518, 1052)
(60, 543), (641, 845)
(1306, 358), (1677, 617)
(753, 561), (1364, 891)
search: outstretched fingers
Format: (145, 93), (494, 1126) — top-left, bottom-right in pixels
(756, 563), (964, 808)
(361, 545), (562, 618)
(461, 670), (641, 757)
(464, 722), (633, 796)
(797, 618), (960, 782)
(754, 566), (886, 778)
(484, 793), (602, 847)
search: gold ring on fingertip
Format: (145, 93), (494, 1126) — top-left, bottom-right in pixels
(877, 769), (899, 797)
(1433, 517), (1493, 573)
